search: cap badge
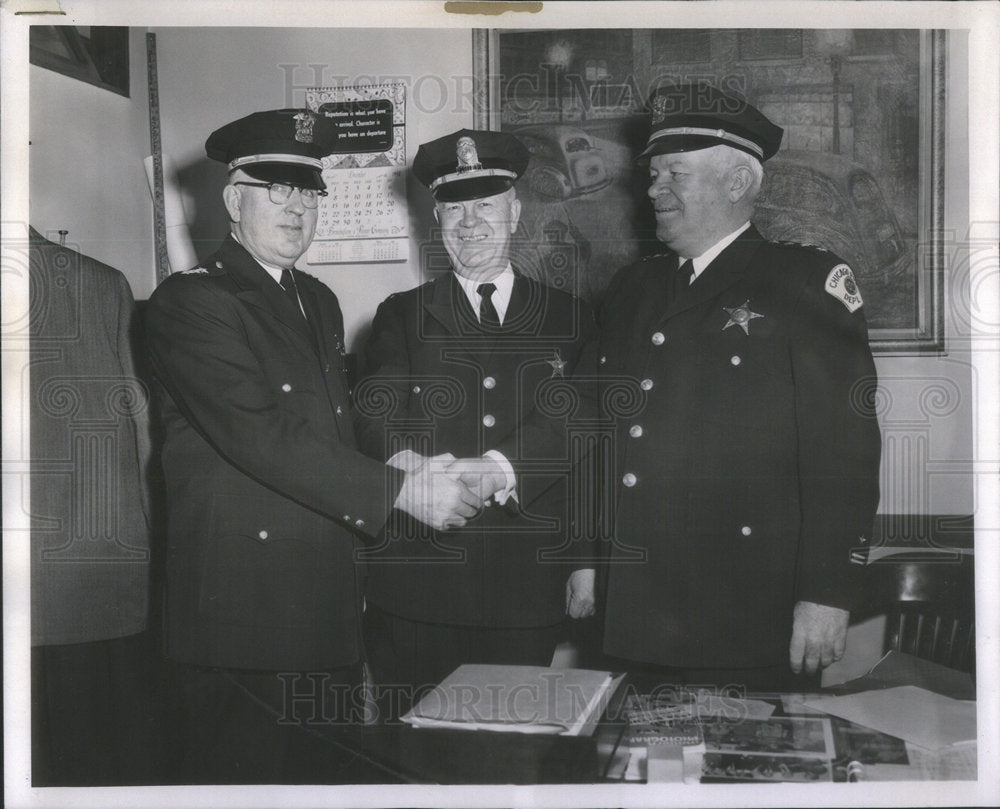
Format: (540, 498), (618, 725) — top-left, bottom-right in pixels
(294, 111), (315, 144)
(722, 300), (764, 335)
(455, 136), (483, 172)
(651, 94), (669, 124)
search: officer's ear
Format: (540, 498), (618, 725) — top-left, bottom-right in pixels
(728, 166), (754, 204)
(509, 194), (522, 234)
(223, 184), (242, 223)
(433, 206), (440, 225)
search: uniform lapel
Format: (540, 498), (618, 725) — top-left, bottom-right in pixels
(221, 238), (318, 354)
(660, 226), (764, 323)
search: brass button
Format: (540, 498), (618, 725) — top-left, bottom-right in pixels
(731, 355), (742, 366)
(483, 376), (496, 390)
(355, 519), (365, 528)
(412, 385), (421, 394)
(336, 406), (343, 415)
(741, 525), (752, 537)
(600, 356), (607, 365)
(258, 530), (269, 540)
(629, 425), (643, 438)
(622, 473), (637, 487)
(281, 383), (292, 392)
(651, 332), (665, 346)
(482, 414), (496, 428)
(640, 378), (653, 391)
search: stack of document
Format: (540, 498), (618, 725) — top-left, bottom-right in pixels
(402, 664), (624, 736)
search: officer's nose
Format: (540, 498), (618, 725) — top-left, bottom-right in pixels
(460, 203), (479, 228)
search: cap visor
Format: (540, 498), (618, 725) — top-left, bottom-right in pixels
(432, 176), (513, 202)
(241, 162), (326, 190)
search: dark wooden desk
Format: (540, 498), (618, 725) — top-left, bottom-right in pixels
(320, 654), (974, 785)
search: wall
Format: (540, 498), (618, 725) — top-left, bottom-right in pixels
(29, 28), (156, 300)
(151, 26), (474, 351)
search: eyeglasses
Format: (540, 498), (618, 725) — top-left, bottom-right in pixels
(232, 181), (328, 208)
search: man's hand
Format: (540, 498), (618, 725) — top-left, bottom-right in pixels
(789, 601), (849, 675)
(566, 568), (596, 619)
(446, 456), (507, 502)
(393, 453), (482, 531)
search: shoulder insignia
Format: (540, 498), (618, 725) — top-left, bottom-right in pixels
(178, 266), (209, 275)
(774, 239), (830, 253)
(639, 251), (671, 263)
(824, 264), (863, 312)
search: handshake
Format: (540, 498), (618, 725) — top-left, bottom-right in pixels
(391, 451), (508, 531)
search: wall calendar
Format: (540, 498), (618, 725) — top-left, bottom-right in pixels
(304, 83), (407, 264)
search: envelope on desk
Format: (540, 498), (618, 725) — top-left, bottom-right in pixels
(803, 685), (976, 751)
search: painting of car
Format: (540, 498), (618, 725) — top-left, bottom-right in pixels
(512, 124), (612, 199)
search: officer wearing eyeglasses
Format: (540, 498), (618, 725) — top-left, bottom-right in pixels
(144, 109), (481, 782)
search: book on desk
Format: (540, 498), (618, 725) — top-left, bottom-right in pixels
(401, 664), (624, 736)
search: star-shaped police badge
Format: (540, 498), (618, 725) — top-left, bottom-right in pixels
(546, 348), (566, 378)
(722, 300), (764, 335)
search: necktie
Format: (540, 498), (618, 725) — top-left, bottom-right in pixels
(477, 282), (501, 329)
(279, 269), (305, 319)
(671, 259), (695, 302)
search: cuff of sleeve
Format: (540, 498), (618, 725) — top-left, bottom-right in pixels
(484, 450), (518, 505)
(386, 449), (421, 472)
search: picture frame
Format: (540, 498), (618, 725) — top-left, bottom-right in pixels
(473, 29), (946, 355)
(29, 26), (130, 98)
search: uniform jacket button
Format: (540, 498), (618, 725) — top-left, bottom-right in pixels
(640, 378), (654, 391)
(651, 332), (665, 345)
(281, 383), (292, 392)
(622, 472), (637, 487)
(412, 385), (421, 394)
(483, 376), (496, 390)
(599, 355), (607, 365)
(355, 519), (365, 528)
(482, 414), (496, 428)
(258, 530), (268, 540)
(741, 525), (752, 537)
(336, 406), (343, 415)
(629, 424), (643, 438)
(731, 355), (742, 366)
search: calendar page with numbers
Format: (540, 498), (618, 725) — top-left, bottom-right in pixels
(304, 83), (407, 264)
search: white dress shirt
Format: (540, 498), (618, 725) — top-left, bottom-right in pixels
(454, 263), (516, 324)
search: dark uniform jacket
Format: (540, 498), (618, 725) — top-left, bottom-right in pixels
(354, 271), (597, 628)
(597, 226), (881, 668)
(145, 236), (400, 671)
(29, 228), (153, 646)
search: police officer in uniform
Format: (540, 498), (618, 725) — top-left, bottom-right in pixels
(145, 109), (480, 781)
(594, 85), (882, 691)
(354, 129), (597, 715)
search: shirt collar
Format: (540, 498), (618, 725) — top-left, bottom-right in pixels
(683, 221), (751, 279)
(454, 264), (516, 324)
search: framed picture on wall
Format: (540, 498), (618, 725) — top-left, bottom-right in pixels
(29, 26), (130, 97)
(473, 29), (946, 355)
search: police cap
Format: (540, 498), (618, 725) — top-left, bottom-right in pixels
(412, 129), (530, 202)
(637, 84), (783, 163)
(205, 108), (335, 190)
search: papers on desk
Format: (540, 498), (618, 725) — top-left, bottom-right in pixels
(402, 664), (624, 736)
(803, 685), (976, 751)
